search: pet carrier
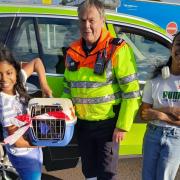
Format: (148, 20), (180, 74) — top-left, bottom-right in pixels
(27, 98), (77, 147)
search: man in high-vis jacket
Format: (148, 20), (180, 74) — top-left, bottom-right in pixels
(61, 0), (141, 179)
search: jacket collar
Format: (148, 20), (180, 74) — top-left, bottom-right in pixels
(81, 27), (112, 55)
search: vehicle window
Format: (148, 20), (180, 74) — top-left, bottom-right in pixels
(114, 25), (171, 82)
(7, 17), (80, 74)
(8, 17), (38, 62)
(0, 17), (14, 44)
(36, 17), (80, 74)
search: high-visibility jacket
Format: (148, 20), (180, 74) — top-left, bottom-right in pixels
(61, 27), (141, 131)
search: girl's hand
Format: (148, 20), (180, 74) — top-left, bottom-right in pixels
(153, 107), (180, 121)
(41, 83), (52, 97)
(142, 108), (171, 122)
(141, 109), (166, 121)
(170, 107), (180, 120)
(156, 107), (180, 120)
(140, 103), (180, 125)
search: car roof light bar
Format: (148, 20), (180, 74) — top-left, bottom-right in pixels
(62, 0), (119, 9)
(0, 0), (119, 10)
(0, 0), (57, 5)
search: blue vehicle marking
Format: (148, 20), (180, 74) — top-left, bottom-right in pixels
(117, 0), (180, 35)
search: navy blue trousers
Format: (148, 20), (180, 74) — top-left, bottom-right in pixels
(77, 119), (119, 180)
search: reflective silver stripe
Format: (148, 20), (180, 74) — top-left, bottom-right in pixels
(64, 87), (71, 94)
(70, 79), (117, 88)
(72, 91), (121, 104)
(122, 91), (140, 99)
(118, 74), (138, 85)
(66, 61), (115, 88)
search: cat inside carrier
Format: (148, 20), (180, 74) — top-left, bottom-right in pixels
(28, 98), (77, 147)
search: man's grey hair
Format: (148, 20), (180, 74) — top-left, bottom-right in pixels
(77, 0), (105, 18)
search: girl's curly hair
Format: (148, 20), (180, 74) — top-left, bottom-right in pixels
(153, 31), (180, 78)
(0, 44), (29, 104)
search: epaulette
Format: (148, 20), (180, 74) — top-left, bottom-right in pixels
(62, 46), (69, 56)
(110, 38), (124, 46)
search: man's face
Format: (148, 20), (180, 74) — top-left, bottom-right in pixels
(79, 5), (104, 46)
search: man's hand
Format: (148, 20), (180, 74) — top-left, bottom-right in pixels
(113, 128), (126, 143)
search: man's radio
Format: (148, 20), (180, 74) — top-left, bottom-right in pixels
(94, 50), (107, 75)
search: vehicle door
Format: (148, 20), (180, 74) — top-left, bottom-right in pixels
(106, 21), (171, 156)
(1, 14), (81, 171)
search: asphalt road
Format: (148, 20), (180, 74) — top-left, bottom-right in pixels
(42, 158), (180, 180)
